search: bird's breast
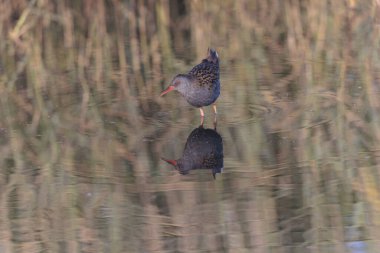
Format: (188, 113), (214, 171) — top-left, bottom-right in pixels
(183, 81), (220, 107)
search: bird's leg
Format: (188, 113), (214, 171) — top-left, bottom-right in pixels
(199, 107), (205, 126)
(213, 104), (217, 115)
(212, 104), (217, 129)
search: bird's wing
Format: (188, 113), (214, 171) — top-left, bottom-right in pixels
(188, 60), (219, 87)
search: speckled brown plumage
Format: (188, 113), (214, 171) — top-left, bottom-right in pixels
(188, 58), (219, 90)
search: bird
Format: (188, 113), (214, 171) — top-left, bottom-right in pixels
(160, 48), (220, 126)
(161, 126), (224, 179)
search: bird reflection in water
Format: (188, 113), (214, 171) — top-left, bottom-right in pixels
(161, 126), (223, 179)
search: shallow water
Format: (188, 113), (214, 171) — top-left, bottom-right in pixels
(1, 1), (380, 253)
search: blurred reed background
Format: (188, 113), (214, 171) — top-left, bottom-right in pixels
(1, 0), (380, 252)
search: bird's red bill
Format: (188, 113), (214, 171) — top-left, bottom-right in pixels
(160, 86), (175, 96)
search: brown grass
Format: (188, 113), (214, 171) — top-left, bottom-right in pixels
(0, 0), (380, 252)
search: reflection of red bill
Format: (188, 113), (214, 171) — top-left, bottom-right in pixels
(161, 157), (177, 166)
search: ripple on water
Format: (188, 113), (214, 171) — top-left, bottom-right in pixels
(220, 100), (284, 126)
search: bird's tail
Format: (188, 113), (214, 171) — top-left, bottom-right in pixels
(206, 48), (219, 63)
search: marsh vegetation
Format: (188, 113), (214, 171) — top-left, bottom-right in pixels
(0, 0), (380, 252)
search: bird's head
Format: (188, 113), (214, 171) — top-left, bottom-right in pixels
(160, 74), (191, 97)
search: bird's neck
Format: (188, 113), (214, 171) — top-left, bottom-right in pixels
(175, 75), (193, 93)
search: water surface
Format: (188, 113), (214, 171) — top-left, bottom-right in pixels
(1, 1), (380, 252)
